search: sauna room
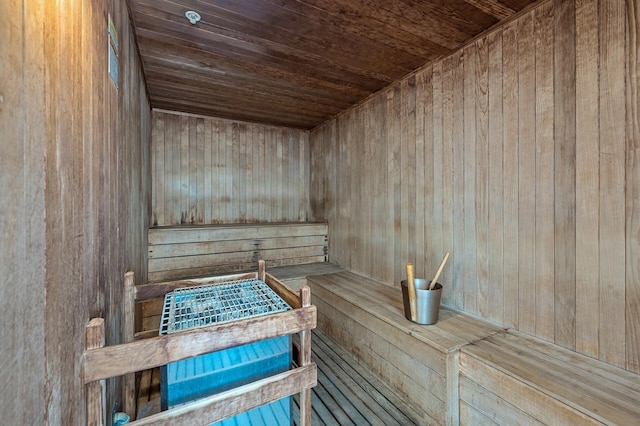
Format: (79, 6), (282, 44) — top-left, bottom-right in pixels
(3, 0), (640, 424)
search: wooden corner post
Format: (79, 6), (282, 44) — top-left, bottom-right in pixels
(123, 271), (136, 419)
(298, 285), (312, 426)
(85, 318), (105, 426)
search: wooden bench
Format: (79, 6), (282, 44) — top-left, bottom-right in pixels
(267, 262), (344, 291)
(460, 331), (640, 425)
(308, 271), (640, 426)
(306, 271), (504, 425)
(147, 222), (329, 282)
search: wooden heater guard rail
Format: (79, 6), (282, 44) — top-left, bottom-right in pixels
(82, 260), (317, 426)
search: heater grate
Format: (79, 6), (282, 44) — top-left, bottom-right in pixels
(159, 278), (291, 335)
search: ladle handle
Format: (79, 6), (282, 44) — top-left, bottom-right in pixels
(429, 252), (450, 290)
(406, 262), (417, 321)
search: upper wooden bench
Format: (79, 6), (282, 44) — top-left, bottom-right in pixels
(308, 271), (640, 426)
(147, 222), (329, 282)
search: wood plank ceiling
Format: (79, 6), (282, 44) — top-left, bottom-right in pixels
(128, 0), (539, 129)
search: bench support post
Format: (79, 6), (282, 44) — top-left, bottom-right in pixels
(123, 271), (136, 420)
(298, 285), (312, 426)
(445, 351), (460, 426)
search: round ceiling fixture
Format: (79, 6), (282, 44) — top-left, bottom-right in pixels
(185, 11), (201, 25)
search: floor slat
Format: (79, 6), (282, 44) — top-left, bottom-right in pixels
(311, 330), (418, 426)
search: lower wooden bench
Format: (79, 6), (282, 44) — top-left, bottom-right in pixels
(460, 331), (640, 425)
(307, 271), (504, 425)
(308, 270), (640, 426)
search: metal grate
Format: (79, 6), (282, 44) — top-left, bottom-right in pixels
(159, 278), (291, 335)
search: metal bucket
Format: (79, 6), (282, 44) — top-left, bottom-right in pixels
(401, 279), (442, 325)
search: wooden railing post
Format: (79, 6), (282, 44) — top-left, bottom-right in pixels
(86, 318), (105, 426)
(298, 285), (312, 426)
(123, 271), (136, 419)
(258, 259), (266, 282)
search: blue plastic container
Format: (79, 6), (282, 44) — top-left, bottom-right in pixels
(159, 279), (293, 424)
(160, 336), (291, 409)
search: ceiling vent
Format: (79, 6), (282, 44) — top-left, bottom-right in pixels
(185, 11), (201, 25)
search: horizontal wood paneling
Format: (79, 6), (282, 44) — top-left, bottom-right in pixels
(151, 110), (310, 226)
(309, 0), (640, 373)
(1, 0), (151, 423)
(147, 223), (328, 281)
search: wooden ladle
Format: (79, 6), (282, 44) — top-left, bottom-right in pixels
(429, 252), (450, 290)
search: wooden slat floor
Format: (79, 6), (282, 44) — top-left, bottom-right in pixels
(136, 329), (422, 425)
(293, 329), (421, 426)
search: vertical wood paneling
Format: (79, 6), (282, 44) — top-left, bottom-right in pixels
(309, 0), (640, 372)
(575, 0), (600, 358)
(463, 43), (478, 313)
(553, 0), (577, 350)
(535, 2), (555, 343)
(625, 0), (640, 373)
(416, 71), (427, 278)
(258, 126), (266, 221)
(502, 21), (520, 329)
(373, 97), (387, 281)
(517, 12), (536, 335)
(2, 0), (150, 423)
(180, 115), (189, 223)
(427, 64), (441, 283)
(196, 118), (205, 223)
(352, 107), (363, 271)
(188, 118), (197, 222)
(152, 115), (165, 226)
(487, 29), (505, 324)
(1, 0), (46, 423)
(441, 57), (455, 305)
(204, 119), (212, 223)
(224, 122), (234, 221)
(452, 50), (465, 309)
(406, 77), (417, 273)
(174, 117), (183, 223)
(363, 104), (374, 277)
(475, 37), (490, 318)
(212, 120), (221, 222)
(232, 122), (241, 221)
(150, 111), (310, 225)
(599, 0), (627, 367)
(390, 85), (403, 282)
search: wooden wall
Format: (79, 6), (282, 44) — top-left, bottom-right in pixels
(310, 0), (640, 373)
(151, 110), (310, 226)
(1, 0), (151, 424)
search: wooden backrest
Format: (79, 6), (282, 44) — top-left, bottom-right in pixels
(147, 223), (328, 282)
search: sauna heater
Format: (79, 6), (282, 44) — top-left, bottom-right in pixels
(159, 278), (292, 424)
